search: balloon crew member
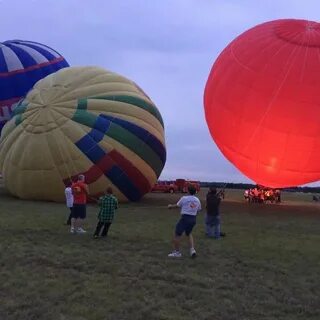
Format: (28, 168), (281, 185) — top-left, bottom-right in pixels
(205, 187), (225, 239)
(64, 182), (74, 225)
(167, 185), (201, 258)
(93, 187), (118, 238)
(71, 175), (89, 234)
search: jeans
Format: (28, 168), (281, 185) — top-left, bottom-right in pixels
(94, 221), (111, 237)
(66, 208), (73, 225)
(205, 214), (221, 238)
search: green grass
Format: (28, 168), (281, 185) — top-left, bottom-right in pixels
(0, 186), (320, 320)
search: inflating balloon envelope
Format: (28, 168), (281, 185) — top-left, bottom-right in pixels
(0, 67), (166, 202)
(0, 40), (69, 133)
(204, 19), (320, 188)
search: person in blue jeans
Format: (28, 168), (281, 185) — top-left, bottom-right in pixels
(205, 187), (225, 239)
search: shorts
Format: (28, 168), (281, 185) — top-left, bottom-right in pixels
(175, 215), (196, 236)
(72, 204), (86, 219)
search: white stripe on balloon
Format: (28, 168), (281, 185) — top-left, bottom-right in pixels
(1, 46), (24, 72)
(10, 43), (49, 64)
(19, 41), (61, 58)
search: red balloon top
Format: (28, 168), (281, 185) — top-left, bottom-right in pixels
(204, 19), (320, 188)
(275, 19), (320, 47)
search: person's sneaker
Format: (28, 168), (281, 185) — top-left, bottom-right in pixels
(168, 251), (182, 258)
(93, 234), (99, 239)
(77, 228), (87, 234)
(70, 227), (76, 234)
(190, 248), (197, 258)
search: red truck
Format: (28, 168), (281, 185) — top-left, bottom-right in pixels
(175, 179), (201, 193)
(151, 181), (178, 193)
(151, 179), (200, 194)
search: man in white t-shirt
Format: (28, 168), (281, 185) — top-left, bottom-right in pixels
(167, 185), (201, 258)
(65, 183), (74, 225)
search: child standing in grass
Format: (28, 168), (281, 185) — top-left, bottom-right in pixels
(167, 185), (201, 258)
(93, 187), (118, 238)
(64, 182), (73, 225)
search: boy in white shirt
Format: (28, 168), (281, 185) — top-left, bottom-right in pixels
(168, 185), (201, 258)
(65, 183), (74, 225)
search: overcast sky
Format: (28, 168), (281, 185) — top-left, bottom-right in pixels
(1, 0), (319, 184)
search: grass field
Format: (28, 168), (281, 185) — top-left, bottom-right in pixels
(0, 186), (320, 320)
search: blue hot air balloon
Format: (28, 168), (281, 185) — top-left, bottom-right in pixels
(0, 40), (69, 133)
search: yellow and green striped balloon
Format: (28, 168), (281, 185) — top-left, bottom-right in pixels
(0, 66), (166, 202)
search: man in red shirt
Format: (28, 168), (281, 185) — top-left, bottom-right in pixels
(71, 174), (89, 234)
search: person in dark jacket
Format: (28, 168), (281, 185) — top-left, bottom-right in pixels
(205, 187), (225, 239)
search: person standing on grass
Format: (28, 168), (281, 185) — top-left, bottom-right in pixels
(71, 174), (89, 234)
(93, 187), (118, 238)
(64, 182), (74, 226)
(205, 187), (225, 239)
(167, 185), (201, 258)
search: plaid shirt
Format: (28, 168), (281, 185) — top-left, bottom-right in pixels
(98, 195), (118, 223)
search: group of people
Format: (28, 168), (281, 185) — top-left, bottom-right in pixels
(244, 187), (281, 204)
(64, 175), (118, 238)
(64, 176), (224, 258)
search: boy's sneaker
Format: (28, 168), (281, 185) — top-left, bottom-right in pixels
(77, 228), (87, 234)
(190, 248), (197, 258)
(168, 251), (182, 258)
(70, 227), (76, 234)
(93, 234), (99, 239)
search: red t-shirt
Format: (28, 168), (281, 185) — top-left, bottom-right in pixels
(72, 181), (88, 204)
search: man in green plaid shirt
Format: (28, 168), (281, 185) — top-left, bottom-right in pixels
(93, 187), (118, 238)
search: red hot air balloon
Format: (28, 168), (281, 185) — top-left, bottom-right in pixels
(204, 19), (320, 188)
